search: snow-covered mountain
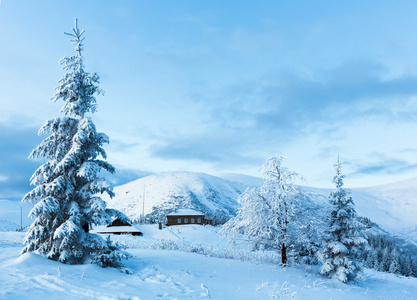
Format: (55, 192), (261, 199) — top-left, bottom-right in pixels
(102, 171), (250, 224)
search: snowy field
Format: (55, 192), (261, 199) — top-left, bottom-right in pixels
(1, 225), (417, 300)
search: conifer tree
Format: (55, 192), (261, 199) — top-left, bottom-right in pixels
(389, 248), (400, 274)
(364, 252), (372, 268)
(403, 255), (413, 277)
(22, 19), (129, 267)
(382, 247), (391, 272)
(318, 156), (368, 282)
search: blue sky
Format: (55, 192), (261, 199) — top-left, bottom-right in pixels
(2, 1), (417, 200)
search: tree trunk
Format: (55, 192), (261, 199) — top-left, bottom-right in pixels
(82, 222), (89, 233)
(281, 243), (287, 265)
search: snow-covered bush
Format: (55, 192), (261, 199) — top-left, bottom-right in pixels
(318, 156), (368, 282)
(114, 236), (283, 265)
(21, 19), (129, 268)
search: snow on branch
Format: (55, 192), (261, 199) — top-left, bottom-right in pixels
(64, 18), (85, 56)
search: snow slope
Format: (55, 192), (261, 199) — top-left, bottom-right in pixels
(214, 173), (263, 187)
(103, 171), (246, 224)
(354, 178), (417, 231)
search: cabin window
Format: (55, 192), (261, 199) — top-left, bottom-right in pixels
(197, 218), (201, 223)
(191, 218), (195, 223)
(184, 218), (188, 223)
(177, 218), (181, 224)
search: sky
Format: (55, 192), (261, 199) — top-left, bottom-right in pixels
(2, 1), (417, 200)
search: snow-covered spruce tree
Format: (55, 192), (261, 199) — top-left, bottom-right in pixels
(381, 247), (391, 272)
(221, 156), (309, 265)
(22, 19), (129, 267)
(318, 156), (368, 282)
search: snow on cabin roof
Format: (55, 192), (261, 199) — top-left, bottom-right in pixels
(95, 226), (141, 234)
(167, 209), (204, 216)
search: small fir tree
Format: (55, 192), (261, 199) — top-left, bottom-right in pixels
(364, 251), (374, 268)
(221, 156), (308, 265)
(403, 255), (413, 277)
(389, 248), (400, 274)
(382, 247), (391, 272)
(22, 19), (129, 267)
(318, 156), (368, 282)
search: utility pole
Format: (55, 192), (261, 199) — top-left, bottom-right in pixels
(20, 206), (23, 231)
(142, 184), (145, 224)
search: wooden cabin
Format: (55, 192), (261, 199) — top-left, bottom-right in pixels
(96, 218), (142, 236)
(166, 209), (212, 226)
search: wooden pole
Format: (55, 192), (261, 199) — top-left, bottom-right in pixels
(142, 184), (145, 224)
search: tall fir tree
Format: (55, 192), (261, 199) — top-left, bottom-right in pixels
(221, 156), (310, 265)
(22, 19), (129, 267)
(403, 255), (413, 277)
(318, 156), (368, 282)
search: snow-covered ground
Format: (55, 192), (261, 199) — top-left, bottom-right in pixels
(1, 225), (417, 299)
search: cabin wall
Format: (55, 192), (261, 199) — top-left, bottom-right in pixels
(166, 215), (205, 226)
